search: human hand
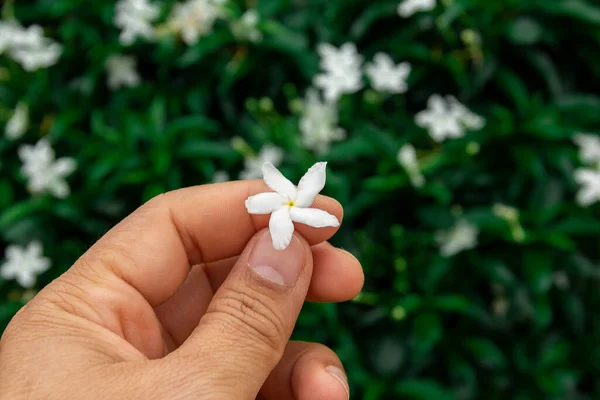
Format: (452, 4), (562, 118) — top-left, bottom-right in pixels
(0, 181), (363, 400)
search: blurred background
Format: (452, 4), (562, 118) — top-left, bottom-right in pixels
(2, 0), (600, 398)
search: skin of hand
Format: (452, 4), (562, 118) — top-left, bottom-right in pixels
(0, 181), (364, 400)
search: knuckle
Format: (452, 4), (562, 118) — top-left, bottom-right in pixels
(207, 287), (287, 356)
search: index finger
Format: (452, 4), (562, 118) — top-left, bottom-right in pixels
(74, 180), (343, 306)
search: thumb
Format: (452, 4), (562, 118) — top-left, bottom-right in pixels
(168, 229), (313, 398)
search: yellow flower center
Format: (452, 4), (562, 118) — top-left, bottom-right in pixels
(286, 200), (295, 208)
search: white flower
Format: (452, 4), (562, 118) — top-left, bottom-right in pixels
(416, 95), (485, 142)
(448, 96), (486, 131)
(246, 162), (340, 250)
(314, 43), (363, 102)
(18, 139), (77, 199)
(1, 241), (50, 288)
(397, 0), (436, 18)
(106, 55), (141, 89)
(397, 144), (424, 188)
(240, 144), (284, 180)
(213, 170), (230, 183)
(0, 21), (62, 71)
(492, 296), (508, 316)
(10, 43), (62, 72)
(5, 102), (29, 140)
(0, 21), (20, 53)
(365, 53), (411, 94)
(299, 89), (346, 154)
(436, 219), (478, 257)
(168, 0), (224, 45)
(114, 0), (160, 46)
(416, 95), (463, 142)
(574, 133), (600, 166)
(230, 10), (262, 43)
(574, 168), (600, 206)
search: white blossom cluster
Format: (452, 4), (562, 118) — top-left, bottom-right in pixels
(114, 0), (160, 45)
(301, 44), (414, 154)
(0, 21), (62, 71)
(167, 0), (225, 45)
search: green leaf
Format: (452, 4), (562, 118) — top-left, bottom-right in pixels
(464, 338), (508, 369)
(177, 140), (237, 161)
(364, 174), (407, 192)
(553, 216), (600, 235)
(178, 31), (235, 67)
(394, 379), (454, 400)
(495, 68), (530, 111)
(0, 180), (14, 209)
(0, 199), (42, 230)
(523, 251), (553, 294)
(166, 115), (220, 135)
(413, 313), (443, 352)
(538, 0), (600, 27)
(350, 2), (397, 40)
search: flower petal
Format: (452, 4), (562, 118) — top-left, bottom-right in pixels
(295, 162), (327, 208)
(428, 94), (446, 112)
(269, 208), (295, 251)
(290, 207), (340, 228)
(53, 158), (77, 176)
(262, 162), (297, 200)
(17, 272), (35, 288)
(245, 192), (284, 215)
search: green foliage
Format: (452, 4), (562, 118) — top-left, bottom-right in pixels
(2, 0), (600, 398)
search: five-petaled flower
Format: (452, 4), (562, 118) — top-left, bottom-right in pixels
(574, 168), (600, 206)
(245, 162), (340, 250)
(1, 241), (50, 288)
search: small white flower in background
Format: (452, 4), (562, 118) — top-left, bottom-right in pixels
(240, 144), (284, 180)
(246, 162), (340, 250)
(492, 296), (508, 316)
(18, 139), (77, 199)
(230, 10), (262, 43)
(299, 89), (346, 154)
(397, 144), (425, 188)
(415, 95), (485, 142)
(365, 53), (411, 94)
(114, 0), (160, 46)
(212, 170), (230, 183)
(574, 133), (600, 166)
(416, 95), (463, 142)
(397, 0), (436, 18)
(5, 103), (29, 140)
(0, 21), (20, 53)
(10, 44), (62, 72)
(1, 241), (50, 288)
(168, 0), (225, 45)
(574, 168), (600, 206)
(436, 219), (479, 257)
(448, 96), (486, 131)
(0, 21), (62, 71)
(106, 55), (141, 89)
(314, 43), (363, 103)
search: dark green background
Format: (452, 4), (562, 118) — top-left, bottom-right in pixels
(2, 0), (600, 398)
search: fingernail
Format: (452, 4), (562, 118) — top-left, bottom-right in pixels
(248, 231), (305, 286)
(325, 366), (350, 399)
